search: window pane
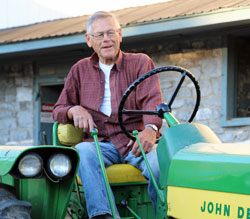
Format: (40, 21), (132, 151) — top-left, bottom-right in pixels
(236, 39), (250, 118)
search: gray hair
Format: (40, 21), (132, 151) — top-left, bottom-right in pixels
(86, 11), (121, 34)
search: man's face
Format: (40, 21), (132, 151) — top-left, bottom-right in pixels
(85, 17), (122, 65)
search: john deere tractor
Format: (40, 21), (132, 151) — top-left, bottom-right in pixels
(0, 66), (250, 219)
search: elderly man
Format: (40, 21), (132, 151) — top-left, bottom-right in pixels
(53, 11), (162, 219)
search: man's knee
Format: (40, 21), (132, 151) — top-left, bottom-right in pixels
(76, 142), (97, 160)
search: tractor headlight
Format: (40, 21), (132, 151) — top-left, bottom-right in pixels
(48, 154), (72, 178)
(18, 153), (43, 177)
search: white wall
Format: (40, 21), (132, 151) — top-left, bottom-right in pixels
(0, 0), (67, 29)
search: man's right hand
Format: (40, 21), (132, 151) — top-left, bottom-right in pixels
(67, 105), (96, 133)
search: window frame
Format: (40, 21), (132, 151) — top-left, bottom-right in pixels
(221, 43), (250, 127)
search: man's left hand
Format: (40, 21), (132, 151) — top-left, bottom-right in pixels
(127, 127), (157, 157)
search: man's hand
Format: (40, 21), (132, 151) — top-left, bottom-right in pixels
(67, 105), (96, 133)
(127, 127), (157, 157)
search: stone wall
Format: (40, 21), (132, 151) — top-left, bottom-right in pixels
(0, 63), (34, 145)
(151, 48), (250, 143)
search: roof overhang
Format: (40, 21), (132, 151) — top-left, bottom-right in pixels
(1, 6), (250, 57)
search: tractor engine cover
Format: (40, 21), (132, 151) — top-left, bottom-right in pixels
(167, 142), (250, 219)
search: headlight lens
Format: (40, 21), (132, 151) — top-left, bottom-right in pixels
(48, 154), (72, 178)
(18, 154), (43, 177)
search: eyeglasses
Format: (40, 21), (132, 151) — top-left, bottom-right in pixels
(89, 29), (119, 40)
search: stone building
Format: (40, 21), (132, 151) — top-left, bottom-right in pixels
(0, 0), (249, 146)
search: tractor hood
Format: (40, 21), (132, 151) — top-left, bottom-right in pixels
(0, 145), (78, 176)
(167, 142), (250, 195)
(0, 145), (33, 175)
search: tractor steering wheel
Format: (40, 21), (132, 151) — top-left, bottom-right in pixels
(118, 66), (201, 140)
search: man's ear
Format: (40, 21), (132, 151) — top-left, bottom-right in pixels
(85, 33), (92, 48)
(118, 28), (123, 43)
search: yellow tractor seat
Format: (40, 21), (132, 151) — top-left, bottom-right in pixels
(54, 122), (147, 184)
(77, 164), (147, 185)
(57, 122), (83, 146)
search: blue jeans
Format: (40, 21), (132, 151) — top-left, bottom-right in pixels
(76, 142), (160, 218)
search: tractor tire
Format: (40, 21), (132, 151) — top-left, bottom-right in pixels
(0, 186), (32, 219)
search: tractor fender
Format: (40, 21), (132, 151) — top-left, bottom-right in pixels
(0, 146), (32, 176)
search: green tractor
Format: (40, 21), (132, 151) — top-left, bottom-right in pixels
(1, 66), (250, 219)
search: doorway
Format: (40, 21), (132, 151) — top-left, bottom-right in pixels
(38, 84), (64, 145)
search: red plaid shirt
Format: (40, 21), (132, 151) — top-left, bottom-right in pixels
(53, 50), (162, 156)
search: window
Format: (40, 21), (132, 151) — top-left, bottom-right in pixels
(221, 37), (250, 126)
(236, 39), (250, 118)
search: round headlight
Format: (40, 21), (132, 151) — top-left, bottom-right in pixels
(48, 154), (72, 178)
(18, 153), (43, 177)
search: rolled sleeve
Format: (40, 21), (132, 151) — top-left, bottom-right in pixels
(53, 105), (73, 124)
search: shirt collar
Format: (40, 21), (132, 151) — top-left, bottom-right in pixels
(90, 50), (123, 72)
(90, 53), (99, 68)
(115, 50), (123, 72)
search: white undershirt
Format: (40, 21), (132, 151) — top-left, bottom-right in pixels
(99, 60), (113, 116)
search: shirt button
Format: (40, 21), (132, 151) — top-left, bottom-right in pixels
(100, 80), (104, 83)
(100, 96), (102, 99)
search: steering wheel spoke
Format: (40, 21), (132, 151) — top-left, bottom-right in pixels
(168, 70), (187, 108)
(122, 109), (158, 115)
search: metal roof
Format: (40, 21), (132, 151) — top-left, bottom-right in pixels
(1, 0), (250, 45)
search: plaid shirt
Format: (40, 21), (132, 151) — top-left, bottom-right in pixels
(53, 50), (162, 156)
